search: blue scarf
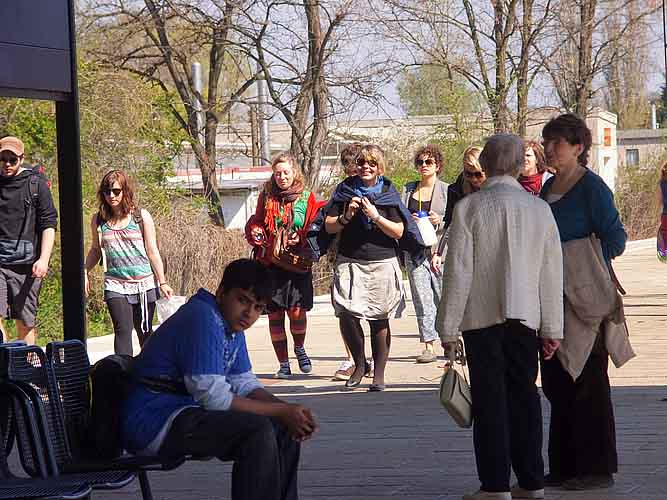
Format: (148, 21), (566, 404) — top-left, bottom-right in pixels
(306, 176), (426, 266)
(350, 176), (386, 229)
(351, 175), (385, 198)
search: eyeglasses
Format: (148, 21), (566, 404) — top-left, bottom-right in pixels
(463, 170), (484, 179)
(356, 158), (378, 168)
(416, 158), (435, 166)
(0, 155), (20, 166)
(103, 188), (123, 196)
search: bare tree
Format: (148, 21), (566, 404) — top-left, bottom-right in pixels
(373, 0), (552, 133)
(81, 0), (262, 226)
(601, 1), (652, 128)
(537, 0), (657, 117)
(241, 0), (389, 190)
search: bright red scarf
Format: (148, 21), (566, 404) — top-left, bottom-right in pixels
(519, 172), (543, 196)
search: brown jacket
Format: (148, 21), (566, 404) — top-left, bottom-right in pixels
(558, 236), (635, 380)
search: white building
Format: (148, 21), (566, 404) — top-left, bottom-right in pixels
(169, 108), (620, 228)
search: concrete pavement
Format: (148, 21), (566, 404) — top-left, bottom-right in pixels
(80, 240), (667, 498)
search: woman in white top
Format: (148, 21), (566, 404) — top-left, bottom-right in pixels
(437, 134), (563, 500)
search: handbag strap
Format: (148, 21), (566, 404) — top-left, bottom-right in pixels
(444, 338), (469, 384)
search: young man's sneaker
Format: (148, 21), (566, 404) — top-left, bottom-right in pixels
(294, 346), (312, 373)
(562, 474), (614, 490)
(510, 486), (544, 498)
(462, 490), (511, 500)
(416, 348), (437, 363)
(334, 360), (355, 381)
(275, 362), (292, 379)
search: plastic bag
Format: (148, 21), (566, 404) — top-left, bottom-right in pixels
(156, 296), (187, 324)
(415, 214), (438, 247)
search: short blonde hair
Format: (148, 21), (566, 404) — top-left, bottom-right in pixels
(462, 146), (482, 171)
(358, 144), (387, 175)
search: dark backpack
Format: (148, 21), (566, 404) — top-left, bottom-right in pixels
(75, 354), (135, 459)
(76, 354), (188, 460)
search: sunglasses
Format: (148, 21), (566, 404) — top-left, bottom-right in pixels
(356, 158), (378, 168)
(103, 188), (123, 196)
(464, 170), (484, 179)
(0, 155), (20, 166)
(416, 158), (435, 166)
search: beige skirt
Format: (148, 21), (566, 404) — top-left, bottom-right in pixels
(332, 255), (405, 320)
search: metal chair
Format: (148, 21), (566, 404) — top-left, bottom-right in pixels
(1, 344), (137, 495)
(0, 377), (92, 499)
(46, 340), (192, 500)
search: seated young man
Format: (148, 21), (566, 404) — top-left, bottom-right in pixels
(121, 258), (318, 500)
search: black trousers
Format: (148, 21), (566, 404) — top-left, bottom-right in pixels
(160, 407), (300, 500)
(540, 333), (617, 479)
(105, 297), (156, 355)
(463, 320), (544, 493)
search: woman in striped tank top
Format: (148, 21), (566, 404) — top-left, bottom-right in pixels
(84, 170), (173, 355)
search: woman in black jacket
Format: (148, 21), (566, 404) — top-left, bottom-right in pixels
(430, 146), (485, 274)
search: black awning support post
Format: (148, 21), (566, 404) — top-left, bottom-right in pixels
(0, 0), (86, 342)
(57, 0), (86, 342)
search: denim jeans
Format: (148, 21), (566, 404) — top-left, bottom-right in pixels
(406, 256), (441, 343)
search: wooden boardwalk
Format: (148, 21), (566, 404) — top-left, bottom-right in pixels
(81, 239), (667, 499)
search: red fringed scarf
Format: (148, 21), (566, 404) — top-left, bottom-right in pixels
(263, 177), (305, 234)
(518, 172), (543, 196)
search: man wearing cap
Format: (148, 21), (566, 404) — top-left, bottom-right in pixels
(0, 136), (57, 344)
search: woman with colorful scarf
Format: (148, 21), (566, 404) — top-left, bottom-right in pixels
(324, 144), (419, 391)
(245, 152), (323, 379)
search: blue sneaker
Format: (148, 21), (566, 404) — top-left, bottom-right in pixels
(294, 347), (312, 373)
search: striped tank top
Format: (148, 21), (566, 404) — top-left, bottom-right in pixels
(101, 215), (155, 294)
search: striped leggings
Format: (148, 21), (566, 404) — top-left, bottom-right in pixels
(268, 307), (307, 363)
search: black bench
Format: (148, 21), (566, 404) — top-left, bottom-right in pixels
(1, 340), (212, 500)
(0, 346), (92, 500)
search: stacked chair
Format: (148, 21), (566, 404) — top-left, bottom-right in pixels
(0, 340), (194, 500)
(0, 341), (92, 499)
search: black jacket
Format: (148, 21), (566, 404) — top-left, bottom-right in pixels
(307, 176), (426, 266)
(0, 167), (58, 264)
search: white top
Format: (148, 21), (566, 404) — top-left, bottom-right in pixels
(436, 175), (564, 341)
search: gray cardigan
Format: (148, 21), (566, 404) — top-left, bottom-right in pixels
(401, 179), (449, 253)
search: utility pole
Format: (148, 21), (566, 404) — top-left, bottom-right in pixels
(191, 62), (205, 147)
(256, 63), (271, 166)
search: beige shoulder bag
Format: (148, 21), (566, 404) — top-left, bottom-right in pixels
(439, 339), (473, 428)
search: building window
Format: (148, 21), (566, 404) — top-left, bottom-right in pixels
(604, 127), (612, 147)
(625, 149), (639, 166)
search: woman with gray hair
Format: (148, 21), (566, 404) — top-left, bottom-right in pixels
(437, 134), (564, 500)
